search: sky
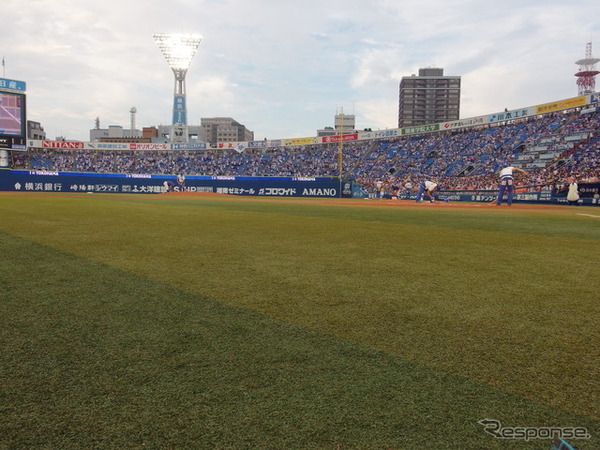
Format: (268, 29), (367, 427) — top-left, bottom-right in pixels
(2, 0), (599, 142)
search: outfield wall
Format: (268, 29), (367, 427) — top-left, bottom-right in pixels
(399, 185), (600, 206)
(1, 169), (599, 205)
(0, 169), (350, 198)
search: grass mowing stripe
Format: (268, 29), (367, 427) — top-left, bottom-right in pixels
(1, 196), (599, 433)
(1, 232), (597, 449)
(108, 195), (600, 240)
(3, 193), (600, 240)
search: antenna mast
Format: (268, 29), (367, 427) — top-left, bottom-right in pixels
(575, 42), (600, 96)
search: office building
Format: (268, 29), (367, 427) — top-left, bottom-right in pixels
(201, 117), (254, 146)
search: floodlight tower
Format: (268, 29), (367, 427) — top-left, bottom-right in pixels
(575, 42), (600, 96)
(153, 33), (202, 143)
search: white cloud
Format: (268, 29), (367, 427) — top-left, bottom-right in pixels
(1, 0), (599, 141)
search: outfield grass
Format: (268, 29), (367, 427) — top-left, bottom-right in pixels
(1, 193), (598, 449)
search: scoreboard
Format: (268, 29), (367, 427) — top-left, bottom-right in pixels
(0, 77), (26, 150)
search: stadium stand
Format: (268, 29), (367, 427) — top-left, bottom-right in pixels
(10, 108), (600, 197)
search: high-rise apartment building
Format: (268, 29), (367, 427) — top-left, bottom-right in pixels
(398, 68), (460, 128)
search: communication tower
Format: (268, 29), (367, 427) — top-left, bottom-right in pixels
(575, 42), (600, 96)
(153, 33), (202, 143)
(130, 107), (137, 134)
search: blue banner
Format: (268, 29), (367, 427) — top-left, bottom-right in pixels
(0, 169), (345, 197)
(398, 189), (599, 205)
(173, 95), (187, 125)
(0, 78), (26, 92)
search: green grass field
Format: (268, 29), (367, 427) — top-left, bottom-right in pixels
(1, 193), (599, 449)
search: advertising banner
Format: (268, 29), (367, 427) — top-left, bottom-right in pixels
(536, 97), (586, 115)
(0, 170), (346, 198)
(399, 186), (599, 205)
(0, 78), (26, 92)
(321, 134), (358, 144)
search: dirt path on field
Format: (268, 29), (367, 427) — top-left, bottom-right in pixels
(157, 191), (572, 211)
(0, 190), (580, 211)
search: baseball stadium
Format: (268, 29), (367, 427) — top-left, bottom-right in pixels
(1, 41), (600, 449)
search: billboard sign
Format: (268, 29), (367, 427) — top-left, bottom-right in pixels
(0, 78), (26, 149)
(0, 78), (26, 92)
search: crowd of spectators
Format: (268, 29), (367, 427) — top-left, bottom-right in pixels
(10, 107), (600, 195)
(354, 109), (600, 195)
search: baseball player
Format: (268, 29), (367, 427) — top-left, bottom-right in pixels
(496, 166), (526, 206)
(416, 180), (439, 203)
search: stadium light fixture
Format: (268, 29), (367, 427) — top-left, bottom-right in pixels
(153, 33), (202, 143)
(153, 33), (202, 71)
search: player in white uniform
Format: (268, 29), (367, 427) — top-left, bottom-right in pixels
(566, 179), (580, 205)
(496, 166), (526, 206)
(416, 180), (439, 203)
